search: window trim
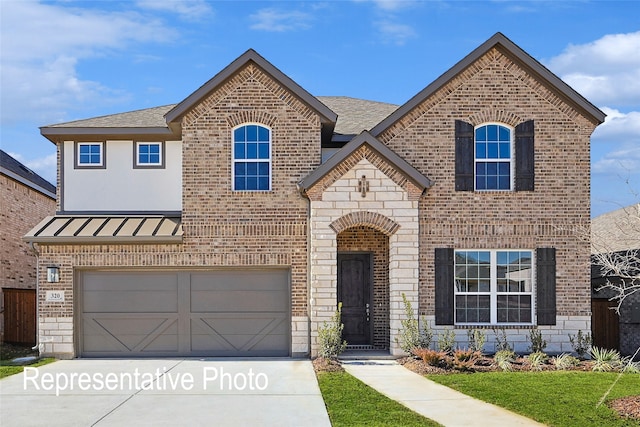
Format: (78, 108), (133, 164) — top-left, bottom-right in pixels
(134, 141), (165, 169)
(454, 249), (535, 326)
(74, 142), (105, 169)
(231, 123), (272, 192)
(474, 123), (514, 191)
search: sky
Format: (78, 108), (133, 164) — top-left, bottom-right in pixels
(1, 0), (638, 217)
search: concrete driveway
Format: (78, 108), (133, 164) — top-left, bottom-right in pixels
(0, 359), (331, 426)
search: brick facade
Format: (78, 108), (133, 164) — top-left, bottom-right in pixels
(1, 174), (55, 341)
(30, 36), (602, 358)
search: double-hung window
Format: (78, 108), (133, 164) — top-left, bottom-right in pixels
(454, 250), (533, 324)
(474, 124), (513, 190)
(76, 142), (104, 168)
(135, 142), (163, 168)
(233, 124), (271, 191)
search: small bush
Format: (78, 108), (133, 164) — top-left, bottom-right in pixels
(527, 351), (548, 371)
(317, 303), (347, 359)
(494, 349), (516, 372)
(396, 294), (433, 354)
(568, 330), (592, 359)
(621, 356), (640, 374)
(527, 329), (547, 353)
(590, 347), (623, 372)
(413, 348), (449, 367)
(492, 328), (512, 352)
(453, 349), (480, 372)
(467, 329), (486, 353)
(437, 329), (456, 354)
(552, 353), (579, 370)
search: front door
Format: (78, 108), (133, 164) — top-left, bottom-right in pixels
(337, 253), (372, 345)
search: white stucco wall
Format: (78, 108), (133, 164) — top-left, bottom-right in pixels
(62, 140), (182, 212)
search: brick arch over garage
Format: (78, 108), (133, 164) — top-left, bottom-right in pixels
(329, 211), (400, 236)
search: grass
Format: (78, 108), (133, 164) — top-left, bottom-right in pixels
(0, 358), (56, 379)
(0, 343), (56, 379)
(317, 371), (442, 426)
(429, 371), (639, 427)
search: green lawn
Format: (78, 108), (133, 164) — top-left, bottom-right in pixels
(317, 371), (442, 426)
(429, 371), (639, 427)
(0, 358), (56, 379)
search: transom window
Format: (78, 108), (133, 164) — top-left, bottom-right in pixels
(475, 124), (513, 190)
(233, 124), (271, 191)
(454, 250), (533, 324)
(76, 142), (104, 167)
(135, 142), (163, 167)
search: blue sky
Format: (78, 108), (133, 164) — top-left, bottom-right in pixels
(1, 0), (638, 217)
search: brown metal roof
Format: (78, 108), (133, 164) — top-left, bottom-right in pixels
(24, 216), (183, 244)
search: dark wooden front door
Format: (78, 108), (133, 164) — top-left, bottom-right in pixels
(337, 253), (372, 345)
(592, 299), (620, 351)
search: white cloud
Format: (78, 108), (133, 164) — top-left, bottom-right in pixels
(135, 0), (213, 21)
(592, 108), (640, 141)
(545, 31), (640, 107)
(375, 20), (417, 45)
(353, 0), (418, 11)
(0, 1), (176, 125)
(592, 109), (640, 177)
(249, 9), (312, 32)
(592, 145), (640, 175)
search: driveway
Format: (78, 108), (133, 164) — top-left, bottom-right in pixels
(0, 359), (330, 427)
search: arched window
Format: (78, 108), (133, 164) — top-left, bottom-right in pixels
(474, 123), (513, 190)
(232, 124), (271, 191)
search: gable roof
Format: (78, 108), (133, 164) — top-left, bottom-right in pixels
(371, 32), (606, 137)
(164, 49), (338, 140)
(0, 149), (56, 198)
(318, 97), (398, 136)
(298, 130), (431, 193)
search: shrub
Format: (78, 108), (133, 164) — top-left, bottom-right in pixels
(396, 294), (433, 354)
(590, 347), (623, 372)
(527, 329), (547, 353)
(467, 329), (486, 353)
(492, 328), (512, 352)
(453, 349), (480, 372)
(552, 353), (579, 370)
(413, 348), (449, 367)
(621, 357), (640, 374)
(568, 330), (592, 359)
(437, 329), (456, 354)
(317, 303), (347, 359)
(493, 349), (516, 372)
(527, 351), (548, 371)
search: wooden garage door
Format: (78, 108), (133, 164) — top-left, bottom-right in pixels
(81, 270), (289, 357)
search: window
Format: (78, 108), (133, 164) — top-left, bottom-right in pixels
(76, 142), (104, 168)
(454, 250), (533, 324)
(135, 142), (164, 168)
(475, 124), (512, 190)
(233, 124), (271, 191)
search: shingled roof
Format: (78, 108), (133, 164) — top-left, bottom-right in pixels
(0, 149), (56, 198)
(591, 204), (640, 254)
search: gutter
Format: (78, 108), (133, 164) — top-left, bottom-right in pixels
(28, 242), (41, 352)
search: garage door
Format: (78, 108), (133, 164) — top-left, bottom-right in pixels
(80, 270), (289, 357)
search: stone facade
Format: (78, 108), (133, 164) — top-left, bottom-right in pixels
(1, 172), (55, 342)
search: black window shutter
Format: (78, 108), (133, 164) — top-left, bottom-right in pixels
(536, 247), (556, 325)
(435, 248), (455, 325)
(515, 120), (535, 191)
(455, 120), (474, 191)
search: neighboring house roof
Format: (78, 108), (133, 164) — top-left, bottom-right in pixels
(591, 204), (640, 254)
(0, 149), (56, 198)
(317, 97), (398, 136)
(298, 130), (432, 193)
(24, 215), (183, 244)
(371, 32), (606, 137)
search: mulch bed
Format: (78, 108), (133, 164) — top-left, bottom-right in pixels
(608, 395), (640, 420)
(312, 357), (344, 373)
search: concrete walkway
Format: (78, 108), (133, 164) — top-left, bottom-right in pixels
(343, 360), (545, 427)
(0, 359), (330, 427)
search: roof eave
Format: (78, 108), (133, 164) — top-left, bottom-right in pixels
(371, 32), (606, 137)
(164, 49), (338, 126)
(40, 126), (177, 144)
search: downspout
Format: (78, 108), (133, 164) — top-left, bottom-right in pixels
(297, 182), (313, 358)
(28, 241), (40, 351)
